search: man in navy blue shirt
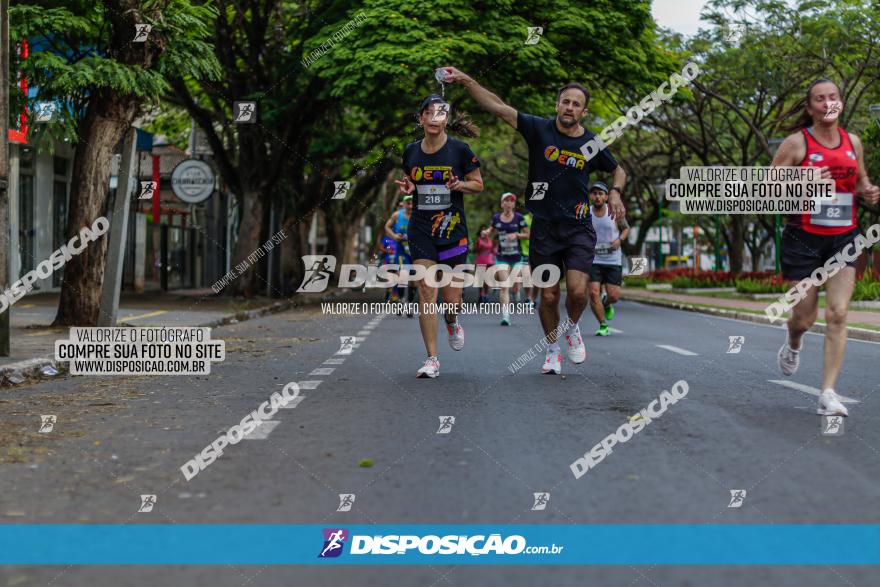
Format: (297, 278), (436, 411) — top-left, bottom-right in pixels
(441, 66), (627, 375)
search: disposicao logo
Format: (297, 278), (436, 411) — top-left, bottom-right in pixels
(319, 528), (348, 558)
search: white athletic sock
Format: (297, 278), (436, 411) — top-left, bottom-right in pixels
(549, 342), (561, 352)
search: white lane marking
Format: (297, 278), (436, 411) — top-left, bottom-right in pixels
(609, 327), (624, 334)
(243, 421), (281, 439)
(278, 396), (306, 410)
(352, 343), (361, 348)
(357, 330), (370, 336)
(310, 367), (334, 376)
(298, 381), (322, 389)
(324, 358), (345, 365)
(654, 310), (880, 346)
(768, 380), (860, 404)
(656, 344), (698, 356)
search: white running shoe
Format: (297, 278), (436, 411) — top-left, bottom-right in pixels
(500, 310), (510, 326)
(542, 349), (562, 375)
(446, 320), (465, 351)
(417, 356), (440, 378)
(565, 324), (586, 364)
(777, 342), (800, 376)
(817, 389), (849, 417)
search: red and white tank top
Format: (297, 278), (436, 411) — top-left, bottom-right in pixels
(796, 127), (859, 235)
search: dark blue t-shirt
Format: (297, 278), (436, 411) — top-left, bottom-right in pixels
(402, 137), (480, 246)
(516, 112), (618, 224)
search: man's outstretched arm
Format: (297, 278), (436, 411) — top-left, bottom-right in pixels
(441, 66), (518, 129)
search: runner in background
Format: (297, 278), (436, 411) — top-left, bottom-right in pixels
(473, 224), (496, 304)
(374, 233), (399, 302)
(521, 211), (536, 309)
(772, 78), (880, 416)
(588, 182), (629, 336)
(396, 94), (484, 378)
(491, 192), (529, 325)
(384, 195), (416, 313)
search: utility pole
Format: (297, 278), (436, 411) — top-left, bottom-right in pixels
(97, 128), (137, 327)
(0, 0), (11, 355)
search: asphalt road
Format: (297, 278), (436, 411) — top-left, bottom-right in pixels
(1, 295), (879, 586)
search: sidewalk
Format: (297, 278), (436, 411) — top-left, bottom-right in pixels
(0, 289), (304, 384)
(621, 287), (880, 342)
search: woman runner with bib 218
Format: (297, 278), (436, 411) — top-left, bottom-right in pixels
(772, 79), (880, 416)
(395, 95), (484, 378)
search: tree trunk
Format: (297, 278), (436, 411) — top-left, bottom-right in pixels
(873, 249), (880, 280)
(53, 93), (137, 326)
(855, 250), (868, 280)
(728, 216), (745, 273)
(279, 217), (307, 295)
(230, 188), (265, 297)
(326, 221), (348, 264)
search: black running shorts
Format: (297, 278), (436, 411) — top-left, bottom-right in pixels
(781, 226), (859, 281)
(527, 217), (596, 276)
(588, 263), (623, 286)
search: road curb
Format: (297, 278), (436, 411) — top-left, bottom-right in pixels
(624, 294), (880, 343)
(0, 289), (347, 388)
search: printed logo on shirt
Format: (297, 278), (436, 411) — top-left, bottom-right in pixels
(544, 146), (586, 170)
(573, 202), (590, 220)
(808, 153), (824, 163)
(829, 166), (857, 179)
(410, 166), (452, 182)
(846, 150), (856, 160)
(431, 211), (461, 238)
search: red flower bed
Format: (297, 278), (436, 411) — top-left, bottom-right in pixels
(647, 269), (775, 282)
(646, 269), (777, 288)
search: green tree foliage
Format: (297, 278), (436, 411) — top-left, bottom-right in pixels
(10, 0), (220, 325)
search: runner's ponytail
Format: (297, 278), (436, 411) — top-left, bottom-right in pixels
(448, 112), (480, 138)
(782, 78), (840, 132)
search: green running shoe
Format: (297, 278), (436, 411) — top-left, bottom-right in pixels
(605, 304), (615, 321)
(595, 323), (610, 336)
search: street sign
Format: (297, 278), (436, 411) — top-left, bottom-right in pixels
(170, 159), (215, 204)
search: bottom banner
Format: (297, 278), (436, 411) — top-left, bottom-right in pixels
(1, 525), (879, 565)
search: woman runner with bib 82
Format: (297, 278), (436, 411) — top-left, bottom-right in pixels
(771, 79), (880, 416)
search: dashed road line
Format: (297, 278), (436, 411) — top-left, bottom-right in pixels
(656, 344), (699, 356)
(258, 318), (376, 438)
